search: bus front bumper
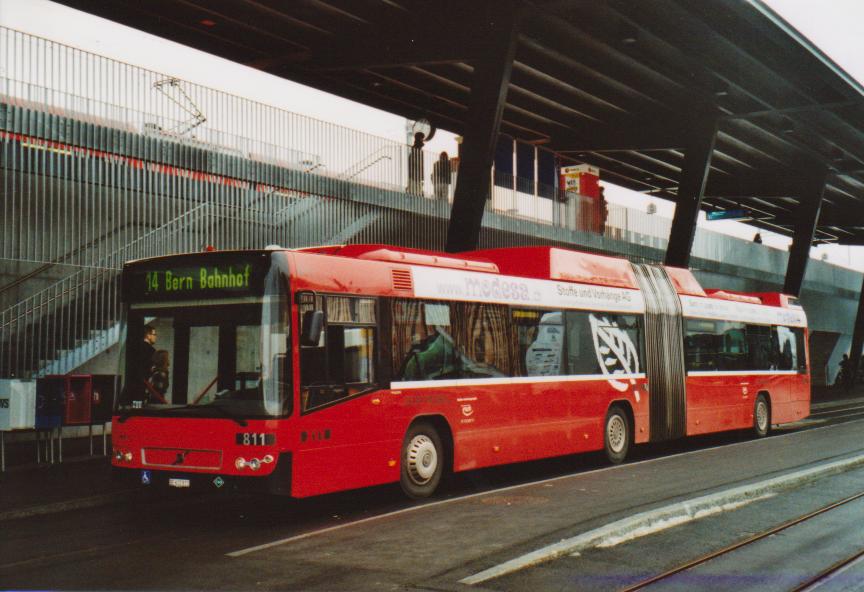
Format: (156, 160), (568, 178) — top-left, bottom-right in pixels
(111, 452), (292, 495)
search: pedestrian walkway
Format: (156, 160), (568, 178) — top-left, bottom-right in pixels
(1, 385), (863, 523)
(0, 435), (133, 522)
(812, 383), (864, 405)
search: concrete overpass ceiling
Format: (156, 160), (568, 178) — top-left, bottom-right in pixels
(54, 0), (864, 244)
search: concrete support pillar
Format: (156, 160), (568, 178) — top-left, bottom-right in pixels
(663, 113), (719, 268)
(846, 273), (864, 387)
(783, 165), (828, 296)
(445, 3), (520, 253)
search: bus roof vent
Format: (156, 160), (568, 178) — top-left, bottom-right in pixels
(329, 245), (499, 273)
(391, 269), (413, 292)
(466, 246), (637, 288)
(705, 289), (762, 304)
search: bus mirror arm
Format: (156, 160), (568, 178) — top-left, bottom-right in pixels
(301, 310), (324, 346)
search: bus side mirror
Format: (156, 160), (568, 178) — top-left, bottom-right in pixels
(301, 310), (324, 346)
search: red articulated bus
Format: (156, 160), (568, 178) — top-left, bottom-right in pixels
(113, 244), (809, 498)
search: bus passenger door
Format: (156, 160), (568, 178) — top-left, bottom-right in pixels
(293, 295), (402, 497)
(683, 320), (748, 433)
(720, 324), (750, 429)
(772, 326), (808, 423)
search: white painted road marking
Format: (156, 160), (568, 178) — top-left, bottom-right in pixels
(226, 417), (864, 559)
(459, 452), (864, 585)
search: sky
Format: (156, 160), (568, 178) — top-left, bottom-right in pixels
(0, 0), (861, 270)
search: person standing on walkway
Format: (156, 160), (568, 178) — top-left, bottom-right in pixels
(837, 353), (850, 390)
(432, 151), (451, 200)
(407, 132), (425, 196)
(857, 355), (864, 385)
(597, 186), (609, 235)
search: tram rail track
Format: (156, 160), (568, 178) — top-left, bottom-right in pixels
(619, 489), (864, 592)
(809, 402), (864, 418)
(791, 547), (864, 592)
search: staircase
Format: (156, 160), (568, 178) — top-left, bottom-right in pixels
(0, 195), (381, 378)
(340, 145), (400, 183)
(0, 204), (212, 377)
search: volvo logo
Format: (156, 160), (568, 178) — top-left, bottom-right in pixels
(172, 450), (190, 465)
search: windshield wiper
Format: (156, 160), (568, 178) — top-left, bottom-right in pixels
(117, 403), (248, 427)
(117, 405), (147, 423)
(176, 403), (248, 426)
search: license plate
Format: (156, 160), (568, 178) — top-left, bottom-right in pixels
(168, 478), (191, 488)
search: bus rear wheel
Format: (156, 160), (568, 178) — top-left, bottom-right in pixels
(400, 422), (443, 499)
(604, 406), (630, 464)
(754, 394), (771, 438)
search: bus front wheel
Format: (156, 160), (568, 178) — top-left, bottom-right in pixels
(400, 422), (443, 499)
(754, 394), (771, 438)
(604, 406), (630, 464)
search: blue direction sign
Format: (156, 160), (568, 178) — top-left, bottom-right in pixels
(706, 209), (748, 221)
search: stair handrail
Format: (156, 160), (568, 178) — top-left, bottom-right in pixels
(0, 203), (211, 332)
(339, 145), (397, 181)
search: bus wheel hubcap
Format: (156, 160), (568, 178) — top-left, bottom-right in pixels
(407, 435), (438, 484)
(607, 415), (626, 453)
(757, 402), (768, 430)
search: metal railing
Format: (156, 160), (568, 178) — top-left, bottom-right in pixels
(0, 204), (209, 377)
(0, 116), (610, 378)
(1, 25), (861, 379)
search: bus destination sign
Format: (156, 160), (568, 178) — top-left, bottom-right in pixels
(144, 264), (252, 294)
(125, 255), (269, 302)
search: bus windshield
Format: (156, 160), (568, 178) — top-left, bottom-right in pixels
(117, 253), (290, 419)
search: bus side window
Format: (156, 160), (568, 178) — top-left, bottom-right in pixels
(300, 342), (326, 385)
(719, 323), (747, 371)
(391, 300), (458, 381)
(745, 324), (774, 370)
(300, 295), (377, 412)
(793, 328), (808, 372)
(338, 326), (375, 386)
(514, 309), (563, 377)
(450, 303), (518, 379)
(685, 319), (719, 371)
(574, 312), (643, 376)
(776, 326), (797, 371)
(566, 311), (594, 374)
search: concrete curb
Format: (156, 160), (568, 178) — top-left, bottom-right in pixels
(811, 396), (864, 411)
(0, 491), (129, 522)
(460, 451), (864, 585)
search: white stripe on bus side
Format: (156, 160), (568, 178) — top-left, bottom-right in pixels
(391, 373), (647, 390)
(686, 370), (801, 377)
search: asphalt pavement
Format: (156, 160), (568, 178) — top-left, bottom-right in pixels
(2, 387), (864, 590)
(0, 384), (862, 524)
